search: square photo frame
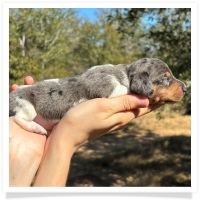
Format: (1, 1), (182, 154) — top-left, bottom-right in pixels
(1, 0), (198, 197)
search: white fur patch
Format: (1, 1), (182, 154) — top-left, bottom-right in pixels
(44, 79), (59, 83)
(14, 98), (36, 120)
(109, 75), (129, 98)
(89, 64), (114, 71)
(109, 85), (128, 98)
(17, 85), (32, 89)
(119, 69), (130, 88)
(72, 98), (87, 107)
(12, 97), (47, 134)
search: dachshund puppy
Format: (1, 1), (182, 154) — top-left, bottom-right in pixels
(9, 58), (186, 135)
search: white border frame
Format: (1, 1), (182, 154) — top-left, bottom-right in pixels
(1, 0), (198, 195)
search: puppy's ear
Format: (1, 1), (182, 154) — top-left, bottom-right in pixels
(129, 71), (154, 97)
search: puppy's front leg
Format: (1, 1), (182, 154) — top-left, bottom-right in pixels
(10, 98), (47, 135)
(11, 116), (47, 135)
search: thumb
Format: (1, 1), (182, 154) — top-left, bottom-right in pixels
(107, 95), (149, 114)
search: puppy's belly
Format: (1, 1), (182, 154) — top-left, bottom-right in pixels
(33, 114), (59, 131)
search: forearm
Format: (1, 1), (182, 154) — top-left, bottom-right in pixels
(32, 124), (76, 187)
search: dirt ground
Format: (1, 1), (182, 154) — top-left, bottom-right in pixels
(67, 109), (191, 187)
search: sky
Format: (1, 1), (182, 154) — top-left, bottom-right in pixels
(74, 8), (157, 28)
(75, 8), (99, 22)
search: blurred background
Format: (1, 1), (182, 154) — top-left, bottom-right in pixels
(9, 8), (191, 186)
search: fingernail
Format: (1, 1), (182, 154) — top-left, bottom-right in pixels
(138, 97), (149, 107)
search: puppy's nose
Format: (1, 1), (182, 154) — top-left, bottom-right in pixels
(182, 84), (187, 94)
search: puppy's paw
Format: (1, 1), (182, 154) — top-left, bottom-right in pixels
(11, 117), (47, 135)
(31, 122), (47, 135)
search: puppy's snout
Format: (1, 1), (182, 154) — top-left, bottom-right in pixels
(182, 83), (187, 94)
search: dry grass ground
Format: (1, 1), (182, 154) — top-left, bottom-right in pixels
(133, 110), (191, 136)
(67, 108), (191, 187)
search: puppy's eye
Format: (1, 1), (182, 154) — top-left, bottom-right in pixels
(163, 74), (168, 78)
(163, 77), (171, 87)
(166, 76), (171, 82)
(163, 74), (170, 81)
(163, 74), (167, 77)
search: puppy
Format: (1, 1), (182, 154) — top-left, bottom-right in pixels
(9, 58), (186, 135)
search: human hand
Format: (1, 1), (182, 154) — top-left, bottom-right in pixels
(9, 76), (46, 186)
(10, 76), (34, 92)
(49, 94), (160, 151)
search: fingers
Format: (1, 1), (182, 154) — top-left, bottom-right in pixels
(105, 95), (149, 114)
(136, 104), (162, 116)
(107, 103), (163, 133)
(10, 76), (34, 92)
(10, 84), (18, 92)
(24, 76), (34, 85)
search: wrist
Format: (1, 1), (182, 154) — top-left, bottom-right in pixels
(47, 121), (79, 155)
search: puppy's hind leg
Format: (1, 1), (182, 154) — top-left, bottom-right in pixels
(10, 98), (47, 135)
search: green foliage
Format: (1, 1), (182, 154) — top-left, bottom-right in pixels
(9, 8), (80, 84)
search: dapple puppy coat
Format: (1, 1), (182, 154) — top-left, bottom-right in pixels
(9, 58), (186, 134)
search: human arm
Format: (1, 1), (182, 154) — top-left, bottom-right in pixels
(33, 95), (158, 186)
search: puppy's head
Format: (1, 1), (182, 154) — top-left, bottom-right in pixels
(128, 58), (186, 104)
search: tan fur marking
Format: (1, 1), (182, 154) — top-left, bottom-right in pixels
(166, 71), (171, 77)
(149, 81), (184, 104)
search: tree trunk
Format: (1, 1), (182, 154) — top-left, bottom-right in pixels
(19, 34), (26, 57)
